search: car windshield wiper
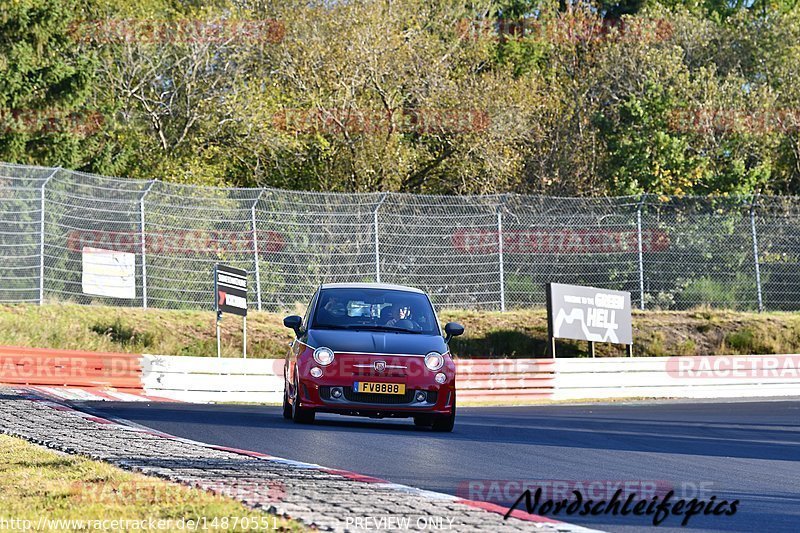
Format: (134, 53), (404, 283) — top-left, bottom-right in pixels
(346, 325), (423, 334)
(313, 324), (350, 330)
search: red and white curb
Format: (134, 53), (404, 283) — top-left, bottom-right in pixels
(26, 385), (178, 403)
(15, 387), (601, 533)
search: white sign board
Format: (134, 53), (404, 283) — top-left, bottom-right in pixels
(82, 246), (136, 299)
(547, 282), (633, 345)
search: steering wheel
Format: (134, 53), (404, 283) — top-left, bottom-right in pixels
(394, 319), (421, 331)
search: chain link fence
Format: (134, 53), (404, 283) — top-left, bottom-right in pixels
(1, 162), (799, 312)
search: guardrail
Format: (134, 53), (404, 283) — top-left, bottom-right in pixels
(458, 356), (800, 400)
(456, 359), (556, 400)
(3, 347), (798, 403)
(0, 345), (141, 389)
(142, 354), (284, 403)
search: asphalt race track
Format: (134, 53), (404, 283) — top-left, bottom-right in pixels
(83, 398), (800, 533)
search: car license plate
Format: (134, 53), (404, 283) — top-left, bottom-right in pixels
(353, 382), (405, 395)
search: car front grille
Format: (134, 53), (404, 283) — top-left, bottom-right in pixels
(320, 386), (437, 405)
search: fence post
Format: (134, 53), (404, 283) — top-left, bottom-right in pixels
(39, 167), (60, 305)
(750, 195), (764, 312)
(636, 196), (646, 311)
(140, 180), (156, 309)
(497, 199), (506, 312)
(252, 190), (265, 311)
(373, 193), (387, 283)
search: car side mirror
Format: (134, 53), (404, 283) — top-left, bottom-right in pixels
(444, 322), (464, 344)
(283, 315), (303, 336)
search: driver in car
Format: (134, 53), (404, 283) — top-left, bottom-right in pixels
(384, 301), (422, 330)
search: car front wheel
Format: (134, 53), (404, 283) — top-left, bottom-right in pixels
(291, 374), (315, 424)
(282, 385), (292, 420)
(431, 401), (455, 432)
(413, 414), (433, 427)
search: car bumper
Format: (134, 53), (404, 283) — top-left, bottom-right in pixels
(296, 377), (455, 417)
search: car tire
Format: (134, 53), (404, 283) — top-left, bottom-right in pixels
(293, 403), (315, 424)
(291, 374), (315, 424)
(282, 386), (292, 420)
(431, 401), (455, 432)
(413, 415), (433, 427)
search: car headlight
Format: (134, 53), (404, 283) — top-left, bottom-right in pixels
(313, 347), (335, 366)
(424, 352), (444, 371)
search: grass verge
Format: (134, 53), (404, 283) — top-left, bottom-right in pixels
(2, 303), (800, 359)
(0, 434), (303, 532)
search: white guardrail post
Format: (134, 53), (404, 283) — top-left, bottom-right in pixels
(750, 194), (763, 312)
(140, 180), (156, 309)
(373, 193), (387, 283)
(252, 189), (266, 311)
(39, 167), (60, 305)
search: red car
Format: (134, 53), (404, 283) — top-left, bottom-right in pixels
(282, 283), (464, 431)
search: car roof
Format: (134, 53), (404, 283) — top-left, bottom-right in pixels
(318, 282), (425, 294)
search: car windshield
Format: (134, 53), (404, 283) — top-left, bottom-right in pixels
(312, 287), (440, 335)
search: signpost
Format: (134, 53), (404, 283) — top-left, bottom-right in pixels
(213, 264), (248, 358)
(546, 282), (633, 358)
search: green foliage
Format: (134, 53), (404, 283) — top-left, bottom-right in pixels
(3, 0), (800, 196)
(600, 85), (710, 195)
(504, 273), (539, 298)
(674, 273), (758, 310)
(90, 317), (156, 347)
(0, 0), (101, 168)
(724, 328), (757, 350)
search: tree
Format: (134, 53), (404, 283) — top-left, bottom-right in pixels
(5, 0), (800, 196)
(0, 0), (101, 168)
